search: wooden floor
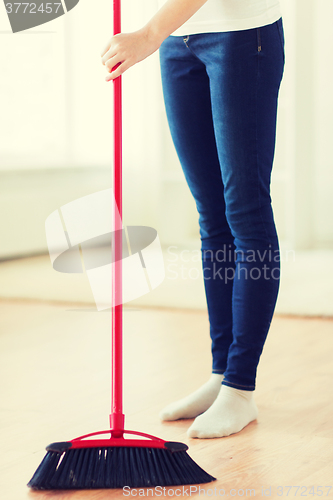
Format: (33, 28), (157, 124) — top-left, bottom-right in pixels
(0, 299), (333, 499)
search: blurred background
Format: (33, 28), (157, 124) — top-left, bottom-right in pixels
(0, 0), (332, 316)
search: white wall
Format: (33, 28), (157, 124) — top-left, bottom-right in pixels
(274, 0), (333, 250)
(0, 0), (333, 259)
(313, 0), (333, 247)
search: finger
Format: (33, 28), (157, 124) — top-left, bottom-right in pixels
(105, 62), (128, 81)
(100, 39), (112, 58)
(105, 55), (123, 72)
(105, 66), (122, 81)
(102, 47), (117, 65)
(101, 33), (121, 60)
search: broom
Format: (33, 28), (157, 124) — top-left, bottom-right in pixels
(27, 0), (216, 490)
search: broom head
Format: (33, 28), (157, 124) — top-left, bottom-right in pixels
(27, 429), (216, 490)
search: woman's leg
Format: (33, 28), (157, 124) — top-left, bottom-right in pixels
(158, 35), (236, 419)
(159, 20), (284, 436)
(186, 20), (285, 437)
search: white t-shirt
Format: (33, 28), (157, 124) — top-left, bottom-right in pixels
(157, 0), (282, 36)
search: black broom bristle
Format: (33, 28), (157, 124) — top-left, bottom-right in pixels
(28, 444), (216, 490)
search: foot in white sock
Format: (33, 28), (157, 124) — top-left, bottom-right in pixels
(187, 384), (258, 438)
(159, 373), (224, 421)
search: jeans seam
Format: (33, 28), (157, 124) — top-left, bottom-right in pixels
(257, 27), (262, 52)
(256, 27), (264, 226)
(182, 35), (205, 64)
(275, 19), (285, 63)
(255, 35), (270, 244)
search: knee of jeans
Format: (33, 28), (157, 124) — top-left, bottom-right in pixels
(198, 211), (233, 243)
(199, 225), (235, 250)
(225, 205), (279, 251)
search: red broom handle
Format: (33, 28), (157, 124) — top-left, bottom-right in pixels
(110, 0), (125, 437)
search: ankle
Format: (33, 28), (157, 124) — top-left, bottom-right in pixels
(220, 384), (254, 401)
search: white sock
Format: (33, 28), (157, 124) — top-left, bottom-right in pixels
(159, 374), (224, 421)
(187, 384), (258, 438)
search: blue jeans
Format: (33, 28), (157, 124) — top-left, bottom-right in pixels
(159, 19), (285, 390)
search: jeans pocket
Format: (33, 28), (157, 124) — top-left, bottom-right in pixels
(276, 18), (285, 62)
